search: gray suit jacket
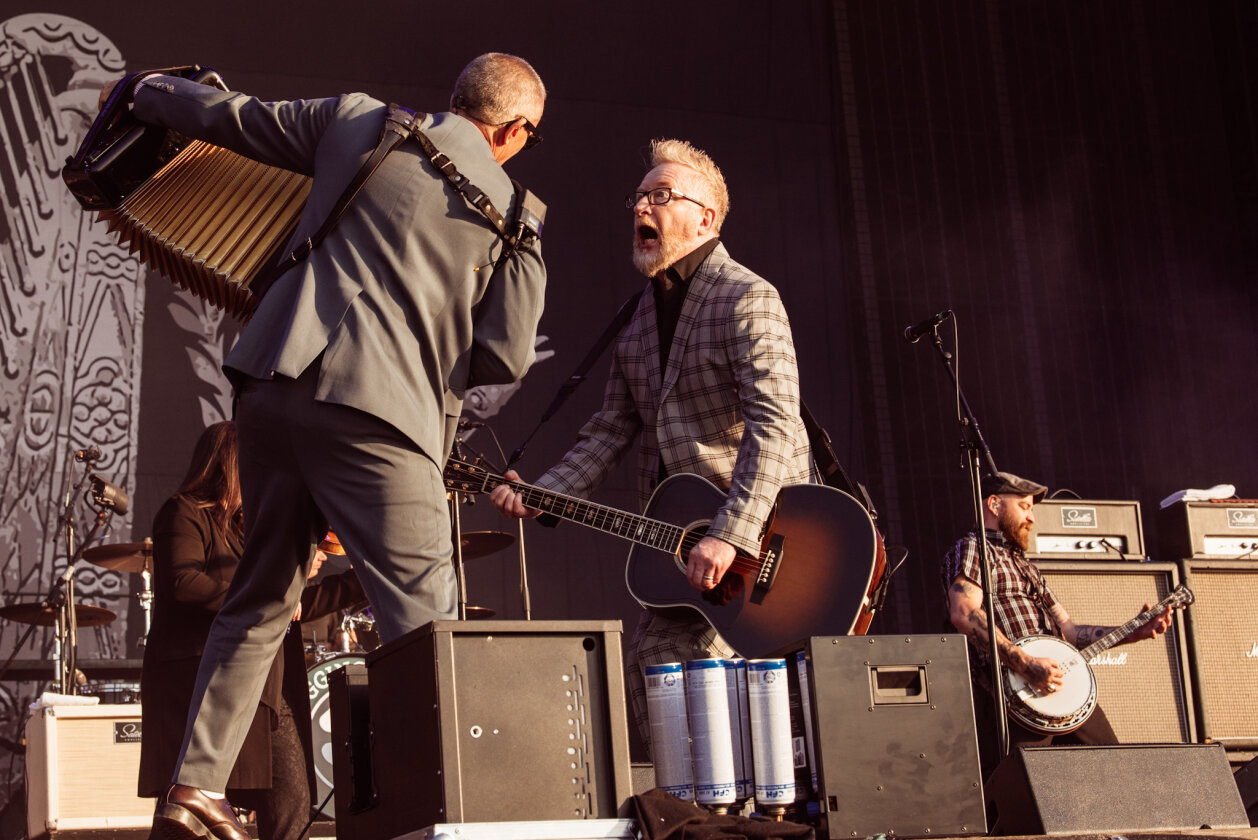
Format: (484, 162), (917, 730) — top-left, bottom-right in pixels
(536, 243), (813, 556)
(135, 76), (546, 465)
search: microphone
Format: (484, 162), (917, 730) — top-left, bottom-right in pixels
(903, 309), (953, 344)
(457, 418), (485, 430)
(89, 475), (130, 515)
(74, 446), (102, 462)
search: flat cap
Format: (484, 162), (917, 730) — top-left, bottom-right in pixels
(981, 471), (1048, 503)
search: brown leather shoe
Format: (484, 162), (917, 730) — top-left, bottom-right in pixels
(150, 785), (248, 840)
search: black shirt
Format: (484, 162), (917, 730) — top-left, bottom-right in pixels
(653, 238), (720, 369)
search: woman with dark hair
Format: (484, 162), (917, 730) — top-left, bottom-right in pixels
(139, 421), (364, 840)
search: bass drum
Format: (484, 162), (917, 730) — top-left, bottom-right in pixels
(307, 653), (365, 819)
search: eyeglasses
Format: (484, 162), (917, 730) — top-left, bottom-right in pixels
(625, 188), (706, 210)
(517, 117), (543, 151)
(458, 99), (543, 151)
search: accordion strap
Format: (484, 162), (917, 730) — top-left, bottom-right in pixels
(250, 104), (415, 302)
(252, 103), (541, 305)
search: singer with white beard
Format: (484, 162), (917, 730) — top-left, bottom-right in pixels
(490, 138), (816, 757)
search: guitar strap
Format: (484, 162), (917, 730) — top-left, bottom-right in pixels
(506, 289), (645, 468)
(799, 400), (877, 518)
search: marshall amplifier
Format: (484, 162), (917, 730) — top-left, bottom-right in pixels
(1177, 559), (1258, 748)
(1031, 561), (1195, 744)
(1028, 499), (1145, 560)
(1158, 500), (1258, 560)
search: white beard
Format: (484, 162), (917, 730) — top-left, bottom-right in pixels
(632, 235), (692, 277)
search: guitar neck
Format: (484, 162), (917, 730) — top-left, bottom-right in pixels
(1079, 590), (1181, 660)
(470, 472), (694, 555)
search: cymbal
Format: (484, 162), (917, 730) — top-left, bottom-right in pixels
(458, 531), (513, 560)
(83, 541), (152, 573)
(462, 605), (495, 620)
(0, 602), (116, 627)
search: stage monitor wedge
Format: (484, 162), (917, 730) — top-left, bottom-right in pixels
(986, 743), (1248, 835)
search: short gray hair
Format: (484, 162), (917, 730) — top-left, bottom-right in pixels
(649, 138), (730, 233)
(452, 53), (546, 125)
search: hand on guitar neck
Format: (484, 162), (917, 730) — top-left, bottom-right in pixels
(489, 469), (736, 593)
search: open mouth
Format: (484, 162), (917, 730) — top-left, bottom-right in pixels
(637, 224), (659, 243)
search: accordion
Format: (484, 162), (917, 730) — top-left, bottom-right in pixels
(63, 67), (311, 321)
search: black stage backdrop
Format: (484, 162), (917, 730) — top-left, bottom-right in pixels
(0, 0), (1255, 780)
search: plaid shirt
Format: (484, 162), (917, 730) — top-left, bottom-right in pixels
(941, 529), (1061, 686)
(536, 242), (814, 555)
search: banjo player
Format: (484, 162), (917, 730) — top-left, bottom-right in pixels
(942, 471), (1174, 779)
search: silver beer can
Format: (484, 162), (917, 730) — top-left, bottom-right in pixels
(684, 658), (736, 806)
(644, 662), (694, 801)
(747, 658), (795, 809)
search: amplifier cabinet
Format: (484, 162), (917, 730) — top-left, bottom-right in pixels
(1159, 501), (1258, 559)
(1028, 499), (1144, 560)
(805, 635), (986, 838)
(24, 703), (151, 838)
(1032, 561), (1195, 744)
(358, 620), (633, 840)
(1177, 560), (1258, 748)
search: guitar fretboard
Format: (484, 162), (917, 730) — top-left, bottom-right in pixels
(1080, 585), (1191, 660)
(446, 465), (764, 574)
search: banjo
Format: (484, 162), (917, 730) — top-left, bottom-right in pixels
(1002, 584), (1194, 735)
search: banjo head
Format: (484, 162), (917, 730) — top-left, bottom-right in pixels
(1004, 635), (1097, 733)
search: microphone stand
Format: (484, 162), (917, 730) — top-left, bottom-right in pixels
(920, 324), (1010, 763)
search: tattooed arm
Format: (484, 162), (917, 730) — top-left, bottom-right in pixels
(947, 575), (1064, 693)
(1049, 603), (1173, 648)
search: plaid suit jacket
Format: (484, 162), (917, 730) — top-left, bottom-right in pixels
(536, 242), (814, 555)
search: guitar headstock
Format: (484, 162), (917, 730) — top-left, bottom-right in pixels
(1167, 583), (1195, 610)
(443, 457), (491, 494)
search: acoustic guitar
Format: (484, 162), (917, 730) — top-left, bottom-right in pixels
(444, 458), (886, 657)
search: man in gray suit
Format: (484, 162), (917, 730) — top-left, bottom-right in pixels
(491, 138), (813, 756)
(115, 54), (547, 840)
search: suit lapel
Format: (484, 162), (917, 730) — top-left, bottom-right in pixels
(633, 285), (664, 403)
(659, 243), (725, 402)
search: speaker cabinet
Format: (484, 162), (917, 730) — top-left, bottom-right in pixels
(986, 743), (1248, 834)
(24, 704), (151, 838)
(1178, 560), (1258, 748)
(1032, 560), (1195, 743)
(805, 634), (986, 838)
(354, 620), (632, 840)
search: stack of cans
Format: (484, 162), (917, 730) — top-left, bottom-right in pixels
(645, 655), (811, 815)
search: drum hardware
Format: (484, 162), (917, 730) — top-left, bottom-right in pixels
(0, 449), (128, 694)
(84, 538), (155, 648)
(447, 426), (533, 620)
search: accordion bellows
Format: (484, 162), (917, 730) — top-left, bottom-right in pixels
(101, 140), (311, 321)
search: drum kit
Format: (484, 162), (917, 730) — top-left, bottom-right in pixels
(0, 539), (150, 698)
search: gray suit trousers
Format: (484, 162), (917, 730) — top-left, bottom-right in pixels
(174, 359), (456, 791)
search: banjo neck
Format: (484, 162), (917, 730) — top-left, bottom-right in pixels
(1077, 583), (1193, 661)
